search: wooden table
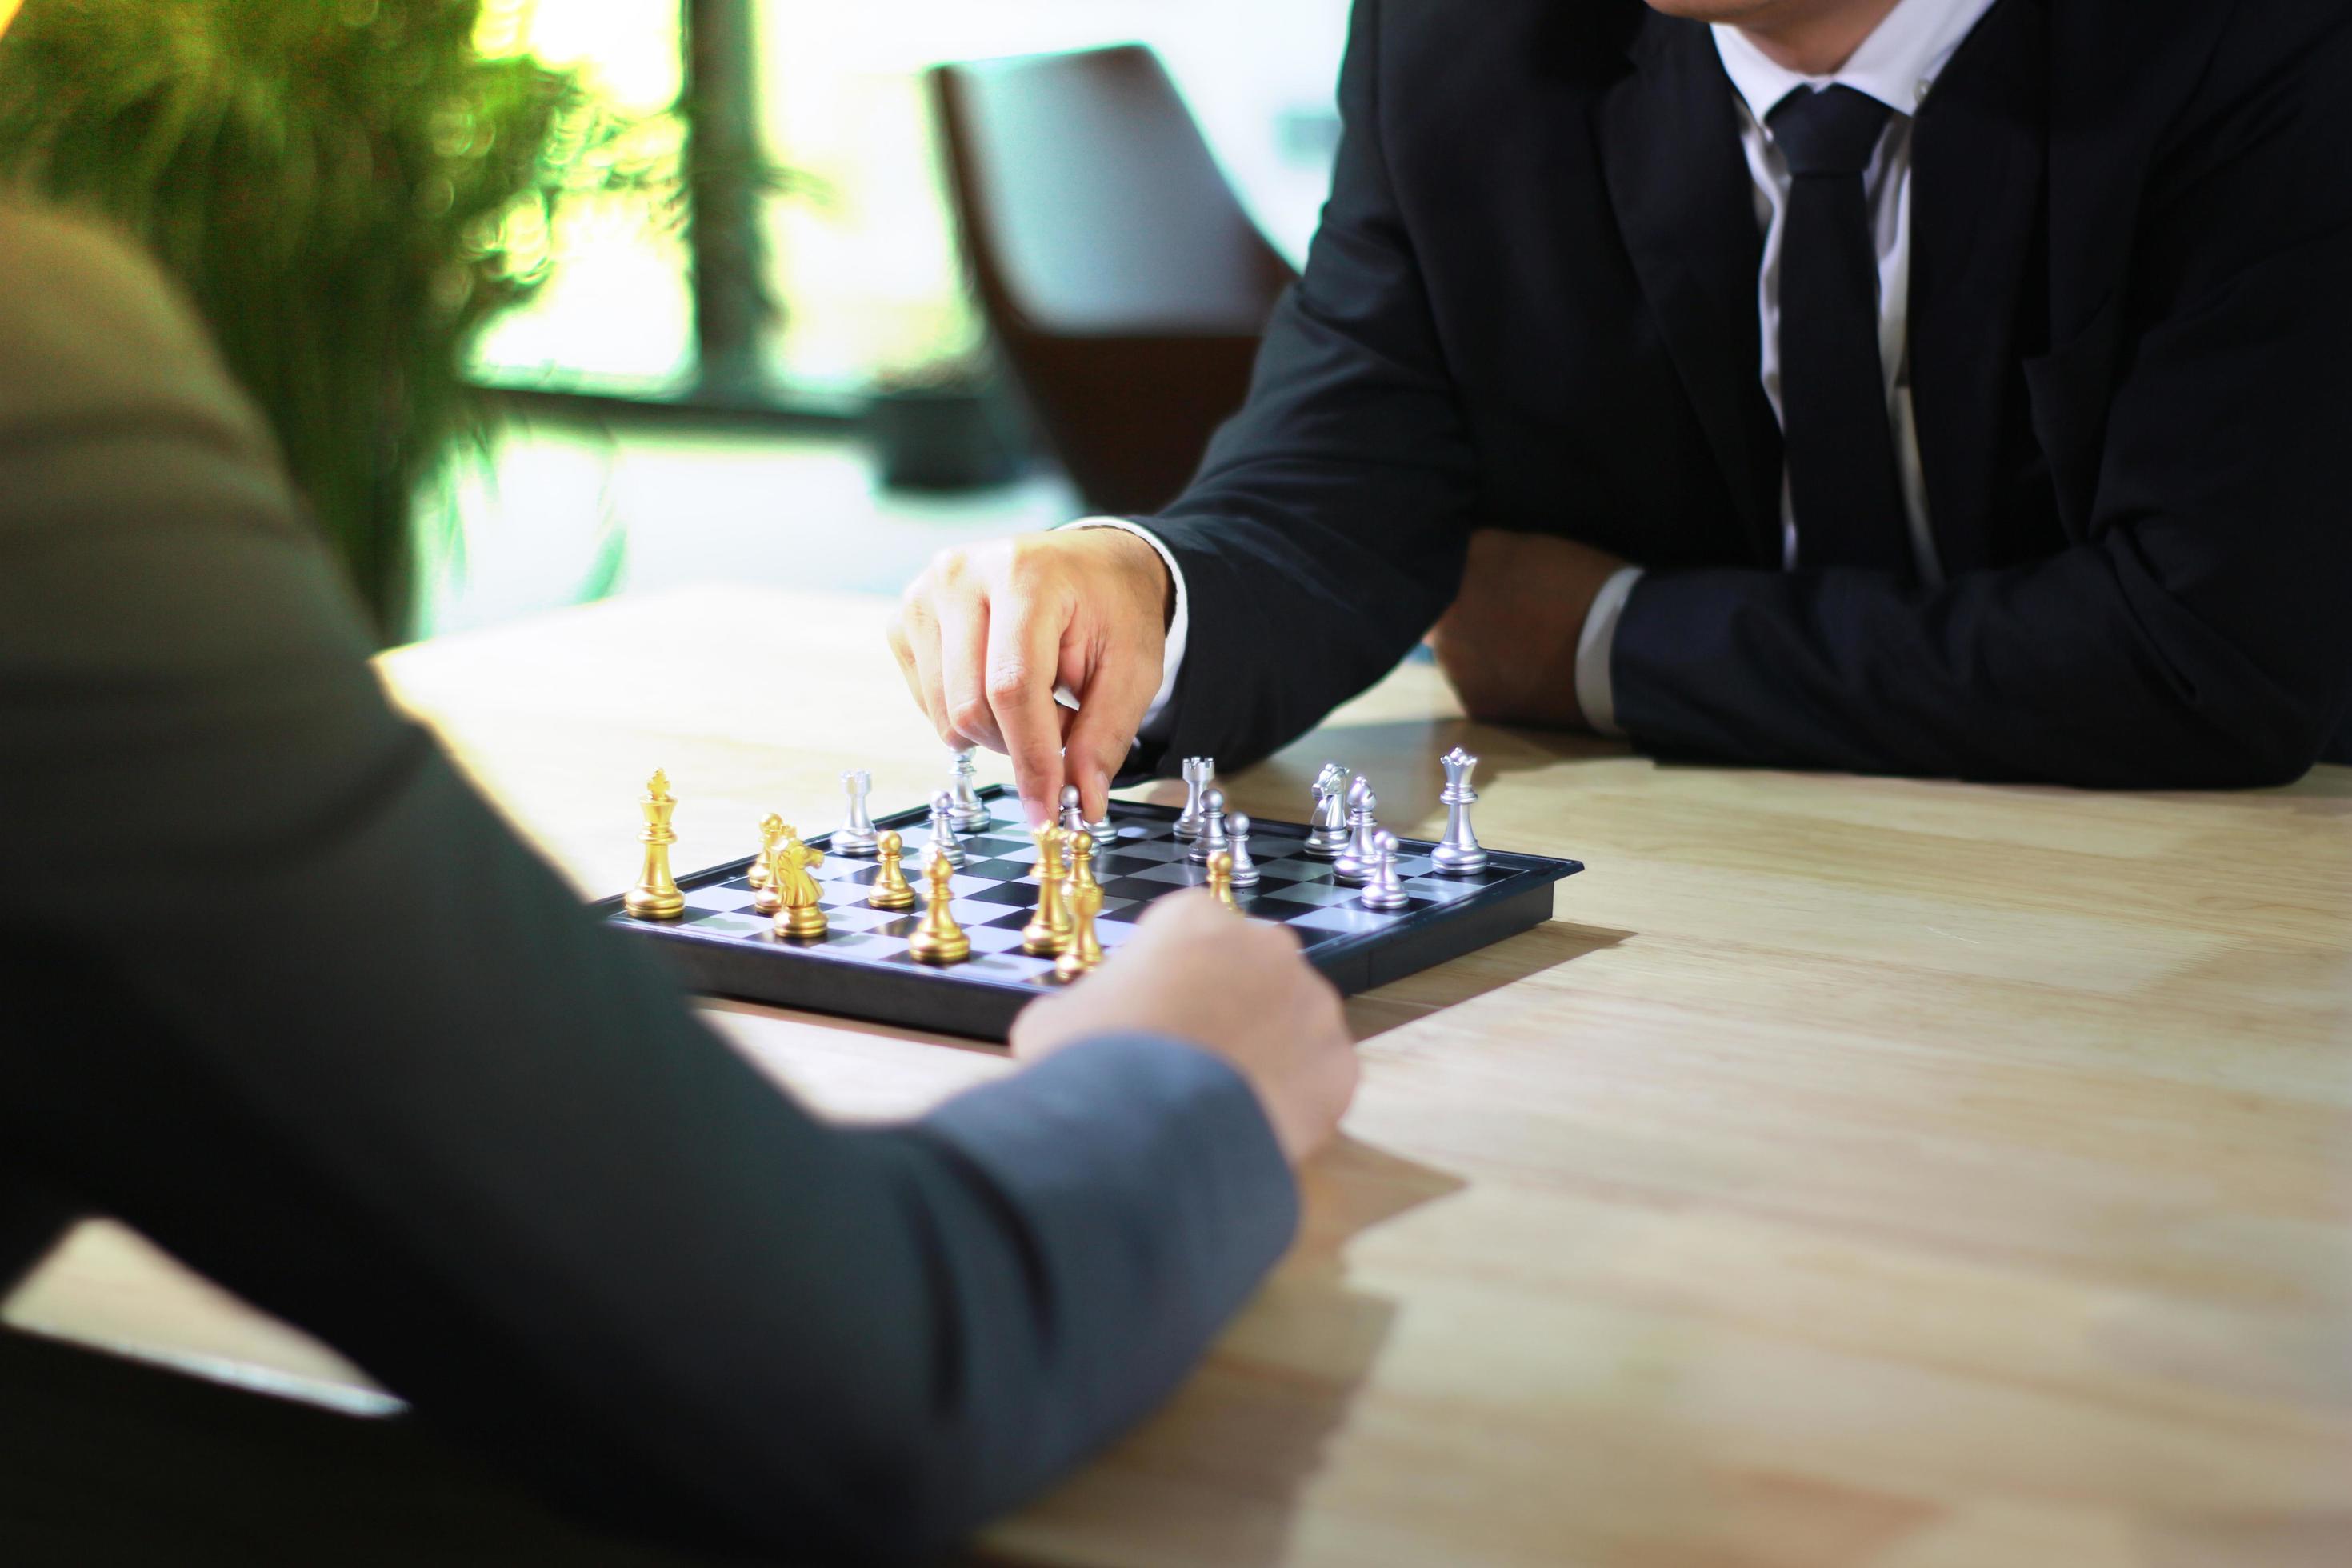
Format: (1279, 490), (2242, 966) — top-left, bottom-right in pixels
(10, 586), (2352, 1567)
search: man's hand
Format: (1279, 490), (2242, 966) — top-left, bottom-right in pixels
(890, 529), (1172, 826)
(1427, 530), (1628, 729)
(1011, 893), (1358, 1167)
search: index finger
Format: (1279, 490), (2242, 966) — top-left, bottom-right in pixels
(984, 588), (1071, 827)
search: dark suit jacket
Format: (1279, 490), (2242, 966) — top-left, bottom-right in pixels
(0, 209), (1297, 1563)
(1144, 0), (2352, 787)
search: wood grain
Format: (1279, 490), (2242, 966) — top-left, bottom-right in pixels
(10, 585), (2350, 1568)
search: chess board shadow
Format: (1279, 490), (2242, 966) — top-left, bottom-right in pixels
(1345, 919), (1632, 1041)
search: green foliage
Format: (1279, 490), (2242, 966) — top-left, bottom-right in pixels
(0, 0), (630, 641)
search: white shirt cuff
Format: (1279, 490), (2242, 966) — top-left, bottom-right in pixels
(1574, 566), (1643, 738)
(1057, 517), (1190, 740)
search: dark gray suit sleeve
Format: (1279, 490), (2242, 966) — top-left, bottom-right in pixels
(0, 208), (1298, 1562)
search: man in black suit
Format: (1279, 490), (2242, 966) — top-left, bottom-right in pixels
(0, 204), (1358, 1558)
(894, 0), (2352, 825)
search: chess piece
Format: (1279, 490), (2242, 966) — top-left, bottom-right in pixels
(748, 811), (783, 891)
(1331, 776), (1381, 885)
(1187, 786), (1234, 864)
(1085, 800), (1116, 841)
(1022, 828), (1075, 956)
(771, 832), (829, 939)
(1065, 827), (1101, 910)
(752, 816), (789, 916)
(1432, 747), (1489, 875)
(1305, 762), (1353, 858)
(624, 770), (686, 920)
(947, 746), (990, 834)
(1058, 783), (1088, 836)
(1054, 845), (1106, 982)
(1359, 830), (1410, 911)
(1207, 850), (1239, 910)
(927, 790), (967, 869)
(834, 770), (880, 856)
(906, 852), (971, 965)
(1226, 813), (1262, 887)
(1174, 756), (1214, 839)
(867, 830), (915, 910)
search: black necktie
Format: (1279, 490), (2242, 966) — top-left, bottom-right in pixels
(1767, 84), (1913, 576)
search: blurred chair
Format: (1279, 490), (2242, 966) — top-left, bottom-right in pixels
(930, 46), (1300, 516)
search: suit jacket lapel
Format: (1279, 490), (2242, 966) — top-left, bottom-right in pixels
(1909, 0), (2048, 574)
(1596, 15), (1784, 564)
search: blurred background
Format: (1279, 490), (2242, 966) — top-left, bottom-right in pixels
(0, 0), (1347, 643)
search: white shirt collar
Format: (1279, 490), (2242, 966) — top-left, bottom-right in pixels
(1712, 0), (2001, 122)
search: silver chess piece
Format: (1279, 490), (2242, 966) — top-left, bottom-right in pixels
(927, 789), (968, 869)
(834, 769), (880, 856)
(946, 746), (990, 834)
(1226, 812), (1262, 887)
(1188, 786), (1234, 864)
(1431, 746), (1489, 875)
(1331, 776), (1381, 884)
(1304, 762), (1353, 858)
(1058, 782), (1088, 836)
(1359, 830), (1410, 911)
(1174, 756), (1214, 839)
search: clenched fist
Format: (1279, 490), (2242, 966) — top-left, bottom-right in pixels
(890, 527), (1174, 826)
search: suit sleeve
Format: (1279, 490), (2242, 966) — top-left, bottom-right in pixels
(0, 210), (1297, 1564)
(1610, 6), (2352, 787)
(1139, 0), (1479, 774)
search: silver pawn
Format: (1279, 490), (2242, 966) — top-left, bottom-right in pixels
(1226, 812), (1262, 887)
(1304, 762), (1352, 858)
(1174, 756), (1214, 839)
(947, 746), (990, 834)
(834, 769), (880, 856)
(1331, 776), (1381, 885)
(1058, 783), (1087, 836)
(1188, 786), (1234, 865)
(1431, 746), (1488, 875)
(927, 789), (967, 870)
(1359, 830), (1410, 911)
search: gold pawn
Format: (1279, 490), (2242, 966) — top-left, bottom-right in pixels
(1054, 871), (1106, 982)
(1207, 850), (1239, 911)
(868, 830), (916, 910)
(752, 815), (787, 916)
(772, 832), (829, 940)
(625, 770), (686, 921)
(1022, 827), (1075, 956)
(907, 850), (971, 965)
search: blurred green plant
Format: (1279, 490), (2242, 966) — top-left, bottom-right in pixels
(0, 0), (686, 641)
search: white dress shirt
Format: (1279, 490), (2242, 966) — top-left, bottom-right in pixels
(1085, 0), (2000, 742)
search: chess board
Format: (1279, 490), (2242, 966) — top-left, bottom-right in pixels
(595, 786), (1582, 1042)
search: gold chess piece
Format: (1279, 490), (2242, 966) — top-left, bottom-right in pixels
(1066, 828), (1100, 908)
(1054, 864), (1106, 983)
(752, 815), (787, 916)
(771, 831), (829, 940)
(907, 850), (971, 965)
(1207, 849), (1239, 911)
(624, 770), (686, 921)
(1022, 827), (1076, 956)
(868, 830), (916, 910)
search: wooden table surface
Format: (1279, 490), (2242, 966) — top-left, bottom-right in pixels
(10, 585), (2352, 1567)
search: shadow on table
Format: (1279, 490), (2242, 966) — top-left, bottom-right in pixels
(1349, 918), (1634, 1042)
(978, 1137), (1458, 1568)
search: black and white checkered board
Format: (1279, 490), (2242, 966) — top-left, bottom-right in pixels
(595, 785), (1582, 1042)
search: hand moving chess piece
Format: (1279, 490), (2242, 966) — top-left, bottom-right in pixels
(906, 850), (970, 965)
(752, 815), (788, 916)
(1054, 839), (1106, 982)
(1022, 828), (1075, 956)
(749, 811), (782, 890)
(867, 830), (915, 910)
(1431, 746), (1488, 875)
(1207, 850), (1239, 910)
(624, 770), (686, 921)
(771, 832), (829, 940)
(1359, 831), (1410, 911)
(835, 770), (880, 857)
